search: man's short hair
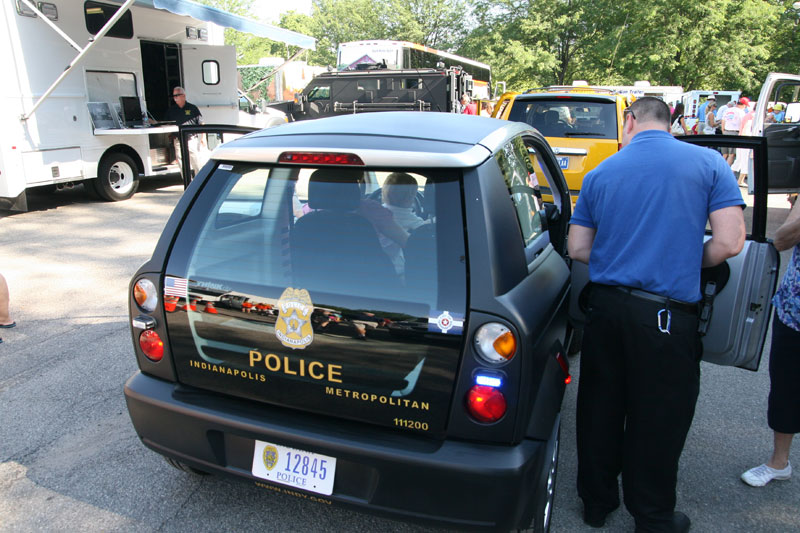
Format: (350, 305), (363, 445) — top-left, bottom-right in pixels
(628, 97), (671, 125)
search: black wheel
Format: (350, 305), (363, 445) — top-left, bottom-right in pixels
(164, 457), (209, 476)
(529, 422), (560, 533)
(567, 327), (583, 356)
(95, 152), (139, 201)
(82, 178), (103, 201)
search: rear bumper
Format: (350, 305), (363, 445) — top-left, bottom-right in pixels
(124, 371), (553, 530)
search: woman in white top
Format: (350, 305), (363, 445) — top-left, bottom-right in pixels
(703, 101), (718, 134)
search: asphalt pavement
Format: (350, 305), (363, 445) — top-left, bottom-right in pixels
(0, 178), (798, 532)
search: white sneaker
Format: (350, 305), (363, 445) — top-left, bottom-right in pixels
(741, 462), (792, 487)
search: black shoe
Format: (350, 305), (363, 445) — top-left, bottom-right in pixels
(635, 511), (691, 533)
(671, 511), (691, 532)
(583, 505), (614, 528)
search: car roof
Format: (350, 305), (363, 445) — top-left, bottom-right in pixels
(515, 92), (620, 103)
(211, 112), (536, 168)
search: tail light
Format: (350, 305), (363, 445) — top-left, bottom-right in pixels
(133, 279), (158, 312)
(278, 152), (365, 166)
(555, 351), (572, 384)
(466, 385), (507, 423)
(139, 330), (164, 361)
(474, 323), (517, 364)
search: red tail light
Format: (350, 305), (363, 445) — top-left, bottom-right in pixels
(466, 385), (507, 423)
(278, 152), (365, 166)
(555, 351), (572, 385)
(139, 330), (164, 362)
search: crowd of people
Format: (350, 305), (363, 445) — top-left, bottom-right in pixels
(670, 94), (763, 187)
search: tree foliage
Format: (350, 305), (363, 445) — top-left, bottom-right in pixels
(200, 0), (800, 95)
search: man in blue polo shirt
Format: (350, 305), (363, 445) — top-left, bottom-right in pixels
(696, 94), (714, 132)
(568, 97), (745, 532)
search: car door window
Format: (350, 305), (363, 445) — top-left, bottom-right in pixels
(495, 136), (544, 248)
(762, 79), (800, 192)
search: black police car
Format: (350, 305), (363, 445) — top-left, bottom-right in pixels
(125, 112), (573, 531)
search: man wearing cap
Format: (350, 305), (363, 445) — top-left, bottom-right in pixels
(697, 95), (715, 130)
(721, 98), (746, 165)
(166, 87), (205, 176)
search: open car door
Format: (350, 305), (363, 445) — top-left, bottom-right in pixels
(751, 72), (800, 193)
(569, 135), (779, 371)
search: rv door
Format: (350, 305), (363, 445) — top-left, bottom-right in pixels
(182, 45), (238, 125)
(752, 72), (800, 193)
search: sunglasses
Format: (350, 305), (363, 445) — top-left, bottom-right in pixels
(623, 108), (636, 121)
(172, 93), (185, 97)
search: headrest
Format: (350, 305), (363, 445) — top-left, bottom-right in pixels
(308, 168), (363, 211)
(422, 182), (436, 218)
(544, 110), (560, 123)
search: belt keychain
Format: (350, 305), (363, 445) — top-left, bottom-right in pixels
(658, 299), (672, 334)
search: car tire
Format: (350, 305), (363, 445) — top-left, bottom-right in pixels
(95, 153), (139, 201)
(520, 421), (560, 533)
(164, 457), (209, 476)
(567, 327), (583, 356)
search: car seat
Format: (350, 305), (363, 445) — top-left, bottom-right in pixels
(290, 168), (399, 296)
(403, 182), (437, 301)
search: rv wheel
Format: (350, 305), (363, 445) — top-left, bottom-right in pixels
(96, 153), (139, 201)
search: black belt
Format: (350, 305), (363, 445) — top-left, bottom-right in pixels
(612, 286), (698, 314)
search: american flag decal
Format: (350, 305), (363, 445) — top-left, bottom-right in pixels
(164, 276), (188, 298)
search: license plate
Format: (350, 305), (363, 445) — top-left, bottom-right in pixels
(252, 440), (336, 495)
(557, 156), (569, 169)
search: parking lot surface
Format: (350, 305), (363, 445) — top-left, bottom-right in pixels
(0, 178), (798, 532)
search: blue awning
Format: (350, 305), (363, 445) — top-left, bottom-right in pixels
(131, 0), (316, 50)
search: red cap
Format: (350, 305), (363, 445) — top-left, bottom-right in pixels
(739, 96), (751, 106)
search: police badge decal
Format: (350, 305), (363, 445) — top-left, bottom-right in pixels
(262, 445), (278, 471)
(275, 287), (314, 349)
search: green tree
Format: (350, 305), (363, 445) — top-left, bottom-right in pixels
(388, 0), (470, 49)
(579, 0), (780, 95)
(460, 0), (592, 90)
(310, 0), (393, 66)
(767, 0), (800, 77)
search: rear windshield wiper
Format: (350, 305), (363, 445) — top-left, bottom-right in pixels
(564, 131), (607, 136)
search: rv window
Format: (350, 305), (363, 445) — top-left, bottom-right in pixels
(203, 61), (220, 85)
(84, 1), (133, 39)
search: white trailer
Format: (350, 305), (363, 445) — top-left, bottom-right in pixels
(0, 0), (314, 210)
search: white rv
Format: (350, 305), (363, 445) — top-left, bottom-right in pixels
(0, 0), (314, 210)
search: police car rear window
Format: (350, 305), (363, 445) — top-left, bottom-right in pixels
(168, 164), (467, 317)
(164, 164), (468, 434)
(509, 99), (618, 139)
